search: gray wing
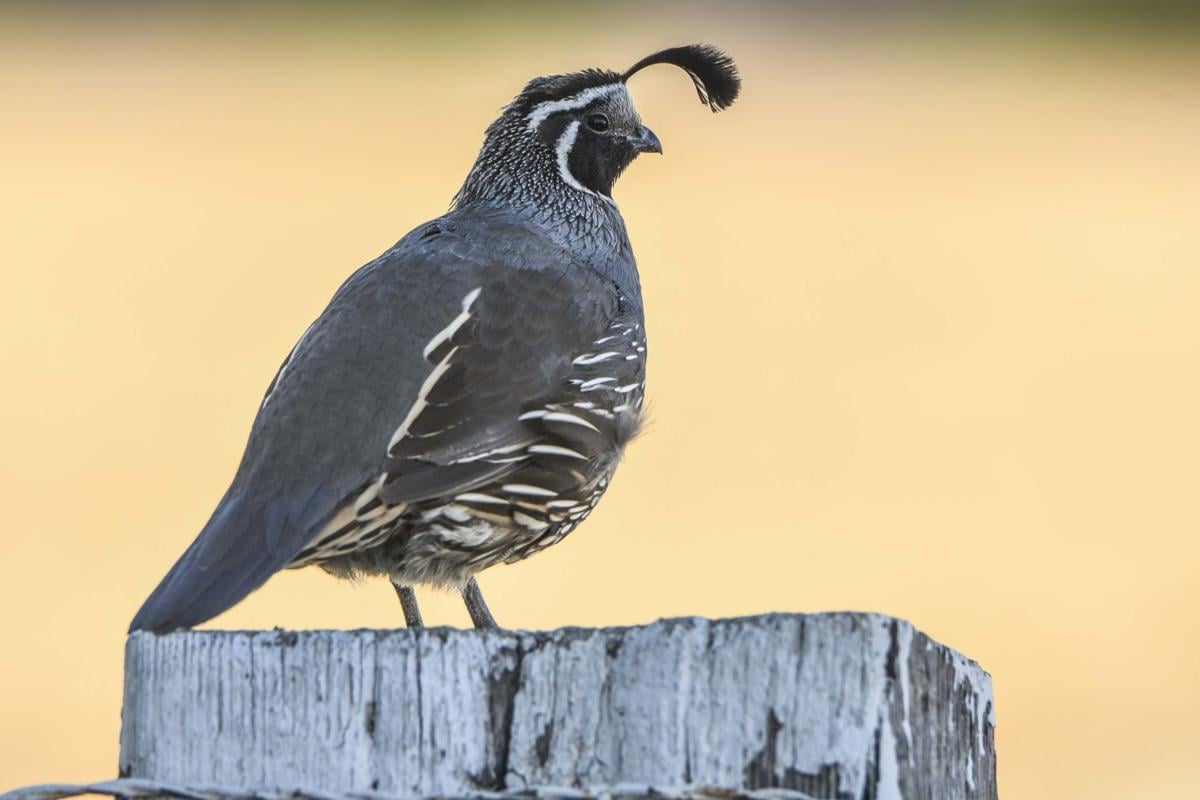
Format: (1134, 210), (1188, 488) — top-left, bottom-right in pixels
(129, 210), (619, 632)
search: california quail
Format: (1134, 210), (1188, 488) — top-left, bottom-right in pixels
(130, 45), (740, 633)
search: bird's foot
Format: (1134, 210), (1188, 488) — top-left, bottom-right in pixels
(391, 579), (424, 628)
(461, 577), (498, 630)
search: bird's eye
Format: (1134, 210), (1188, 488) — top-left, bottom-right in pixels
(585, 113), (610, 133)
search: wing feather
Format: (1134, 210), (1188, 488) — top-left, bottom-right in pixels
(380, 265), (619, 504)
(130, 207), (621, 632)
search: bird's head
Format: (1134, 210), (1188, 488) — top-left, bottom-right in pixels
(456, 45), (740, 209)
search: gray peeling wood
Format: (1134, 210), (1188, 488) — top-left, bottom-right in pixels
(119, 613), (997, 800)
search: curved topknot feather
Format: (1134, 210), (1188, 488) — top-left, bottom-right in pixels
(622, 44), (741, 112)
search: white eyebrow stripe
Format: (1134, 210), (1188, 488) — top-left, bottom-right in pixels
(526, 83), (623, 131)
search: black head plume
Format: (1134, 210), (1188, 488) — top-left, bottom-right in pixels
(456, 45), (739, 208)
(622, 44), (741, 112)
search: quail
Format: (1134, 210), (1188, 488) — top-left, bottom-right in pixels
(130, 45), (740, 633)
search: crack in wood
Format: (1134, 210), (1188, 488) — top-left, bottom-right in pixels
(118, 613), (996, 800)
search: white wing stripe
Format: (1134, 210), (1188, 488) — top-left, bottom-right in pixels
(422, 287), (482, 359)
(262, 320), (317, 411)
(528, 444), (589, 460)
(544, 411), (600, 432)
(387, 348), (456, 452)
(389, 287), (483, 455)
(573, 351), (621, 366)
(502, 483), (558, 497)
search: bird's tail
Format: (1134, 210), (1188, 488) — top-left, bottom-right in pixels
(129, 489), (305, 633)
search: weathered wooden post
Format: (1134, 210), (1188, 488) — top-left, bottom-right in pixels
(114, 613), (996, 799)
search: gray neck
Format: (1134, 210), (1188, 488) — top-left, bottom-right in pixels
(453, 116), (637, 283)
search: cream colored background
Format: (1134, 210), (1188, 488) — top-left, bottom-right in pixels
(1, 5), (1198, 799)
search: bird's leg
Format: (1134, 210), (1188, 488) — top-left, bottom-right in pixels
(461, 577), (498, 630)
(391, 579), (424, 628)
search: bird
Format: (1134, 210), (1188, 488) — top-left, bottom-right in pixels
(129, 44), (740, 633)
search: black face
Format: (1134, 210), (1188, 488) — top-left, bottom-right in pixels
(531, 88), (661, 199)
(569, 110), (644, 197)
(458, 47), (735, 210)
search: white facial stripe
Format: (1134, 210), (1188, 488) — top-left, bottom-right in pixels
(553, 120), (597, 198)
(525, 83), (623, 131)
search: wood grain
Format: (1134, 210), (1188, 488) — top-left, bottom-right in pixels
(120, 613), (996, 799)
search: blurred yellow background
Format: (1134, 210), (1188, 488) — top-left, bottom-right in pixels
(2, 3), (1198, 798)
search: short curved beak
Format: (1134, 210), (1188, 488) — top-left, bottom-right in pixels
(630, 124), (663, 155)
